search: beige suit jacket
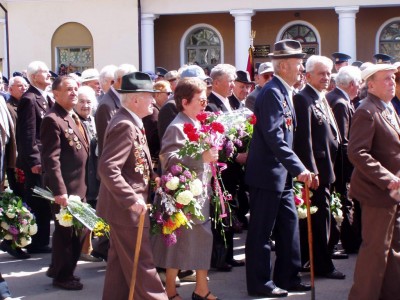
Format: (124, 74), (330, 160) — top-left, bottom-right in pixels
(348, 93), (400, 207)
(97, 107), (153, 227)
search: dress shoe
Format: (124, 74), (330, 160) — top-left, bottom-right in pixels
(0, 241), (30, 259)
(318, 269), (346, 280)
(46, 268), (80, 281)
(331, 251), (349, 259)
(248, 287), (288, 298)
(287, 282), (312, 292)
(212, 262), (232, 272)
(192, 291), (219, 300)
(79, 253), (103, 262)
(53, 279), (83, 290)
(27, 246), (52, 254)
(226, 259), (245, 267)
(90, 250), (107, 262)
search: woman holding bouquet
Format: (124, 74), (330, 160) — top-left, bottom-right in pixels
(152, 77), (219, 300)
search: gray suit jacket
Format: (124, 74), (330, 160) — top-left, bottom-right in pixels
(245, 85), (262, 112)
(348, 93), (400, 207)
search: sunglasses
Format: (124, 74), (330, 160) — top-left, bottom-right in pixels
(198, 98), (208, 106)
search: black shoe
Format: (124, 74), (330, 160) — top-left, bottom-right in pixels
(192, 291), (219, 300)
(319, 269), (346, 280)
(27, 246), (52, 254)
(248, 287), (288, 298)
(226, 259), (245, 267)
(212, 263), (232, 272)
(331, 251), (349, 259)
(91, 250), (107, 262)
(0, 241), (30, 259)
(287, 282), (312, 292)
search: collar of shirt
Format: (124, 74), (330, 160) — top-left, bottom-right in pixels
(336, 87), (350, 101)
(32, 85), (48, 99)
(274, 75), (294, 97)
(212, 91), (232, 112)
(110, 85), (121, 100)
(307, 83), (324, 99)
(124, 107), (143, 129)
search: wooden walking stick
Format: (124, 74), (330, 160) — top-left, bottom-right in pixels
(128, 204), (151, 300)
(304, 184), (316, 300)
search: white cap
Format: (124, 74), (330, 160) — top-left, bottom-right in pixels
(361, 64), (398, 81)
(81, 68), (99, 83)
(258, 62), (274, 75)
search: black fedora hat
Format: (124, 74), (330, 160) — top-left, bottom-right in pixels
(117, 72), (156, 93)
(269, 39), (306, 59)
(235, 70), (252, 84)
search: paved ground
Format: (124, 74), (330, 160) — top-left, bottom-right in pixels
(1, 227), (355, 299)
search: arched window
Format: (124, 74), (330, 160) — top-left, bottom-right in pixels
(378, 19), (400, 62)
(181, 25), (223, 70)
(51, 22), (94, 74)
(278, 21), (321, 58)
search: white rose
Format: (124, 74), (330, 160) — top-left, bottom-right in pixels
(189, 179), (203, 197)
(165, 177), (180, 191)
(4, 187), (13, 194)
(297, 207), (307, 219)
(6, 211), (15, 219)
(176, 190), (194, 205)
(29, 223), (38, 235)
(3, 234), (12, 240)
(310, 206), (318, 214)
(68, 195), (81, 202)
(1, 222), (9, 230)
(16, 236), (31, 248)
(21, 207), (29, 213)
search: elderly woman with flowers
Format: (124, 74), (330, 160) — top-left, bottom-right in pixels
(151, 77), (219, 300)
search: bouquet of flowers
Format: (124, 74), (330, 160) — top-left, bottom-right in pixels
(0, 189), (37, 248)
(33, 187), (109, 237)
(150, 163), (204, 246)
(330, 192), (344, 226)
(216, 108), (257, 162)
(293, 182), (318, 219)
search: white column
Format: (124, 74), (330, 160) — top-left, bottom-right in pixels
(335, 6), (359, 62)
(230, 9), (254, 71)
(141, 13), (159, 72)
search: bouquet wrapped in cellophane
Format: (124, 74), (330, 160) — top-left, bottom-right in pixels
(33, 186), (109, 237)
(293, 181), (318, 219)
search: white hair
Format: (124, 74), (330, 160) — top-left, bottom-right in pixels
(210, 64), (237, 81)
(115, 64), (137, 81)
(305, 55), (333, 73)
(9, 76), (28, 87)
(78, 85), (97, 103)
(27, 61), (48, 83)
(99, 65), (118, 84)
(335, 66), (362, 88)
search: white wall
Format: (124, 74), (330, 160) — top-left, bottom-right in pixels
(6, 0), (139, 73)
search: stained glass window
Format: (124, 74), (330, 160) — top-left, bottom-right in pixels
(57, 47), (92, 73)
(379, 21), (400, 62)
(281, 24), (319, 57)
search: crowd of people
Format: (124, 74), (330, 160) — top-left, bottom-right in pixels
(0, 38), (398, 300)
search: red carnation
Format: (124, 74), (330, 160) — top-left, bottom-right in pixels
(211, 122), (225, 134)
(249, 114), (257, 125)
(187, 132), (200, 142)
(183, 123), (196, 135)
(196, 112), (209, 123)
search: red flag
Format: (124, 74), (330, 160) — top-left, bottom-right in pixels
(246, 46), (255, 81)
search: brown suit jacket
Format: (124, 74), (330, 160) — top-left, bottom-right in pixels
(40, 102), (89, 198)
(97, 107), (153, 227)
(348, 93), (400, 207)
(17, 85), (52, 170)
(95, 88), (120, 157)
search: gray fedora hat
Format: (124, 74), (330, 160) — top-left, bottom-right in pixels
(269, 39), (306, 59)
(117, 72), (156, 93)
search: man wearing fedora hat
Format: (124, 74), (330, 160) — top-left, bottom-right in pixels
(245, 39), (312, 297)
(229, 70), (253, 110)
(96, 72), (167, 300)
(348, 64), (400, 300)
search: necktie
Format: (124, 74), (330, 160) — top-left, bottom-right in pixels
(72, 114), (88, 145)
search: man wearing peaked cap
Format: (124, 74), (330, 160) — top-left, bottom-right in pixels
(245, 39), (312, 297)
(348, 63), (400, 300)
(155, 67), (168, 80)
(351, 61), (363, 68)
(96, 71), (167, 299)
(331, 52), (351, 72)
(374, 53), (393, 64)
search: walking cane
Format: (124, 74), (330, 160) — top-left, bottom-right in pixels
(304, 184), (315, 300)
(128, 204), (151, 300)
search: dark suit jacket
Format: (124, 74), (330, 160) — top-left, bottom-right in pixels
(6, 96), (18, 129)
(228, 94), (244, 110)
(392, 95), (400, 116)
(293, 85), (338, 185)
(16, 85), (52, 170)
(40, 103), (88, 198)
(95, 88), (120, 157)
(245, 85), (261, 112)
(206, 92), (229, 113)
(143, 104), (160, 162)
(349, 93), (400, 208)
(245, 77), (305, 191)
(157, 99), (178, 141)
(97, 107), (153, 227)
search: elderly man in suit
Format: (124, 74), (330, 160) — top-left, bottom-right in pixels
(348, 64), (400, 300)
(17, 61), (53, 254)
(245, 62), (274, 112)
(245, 40), (312, 297)
(41, 75), (89, 290)
(97, 72), (167, 300)
(326, 66), (362, 255)
(293, 55), (345, 280)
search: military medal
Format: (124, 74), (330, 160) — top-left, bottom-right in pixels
(76, 143), (82, 150)
(69, 140), (74, 146)
(73, 136), (78, 142)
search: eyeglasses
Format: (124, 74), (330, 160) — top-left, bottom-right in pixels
(167, 92), (172, 96)
(198, 98), (208, 106)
